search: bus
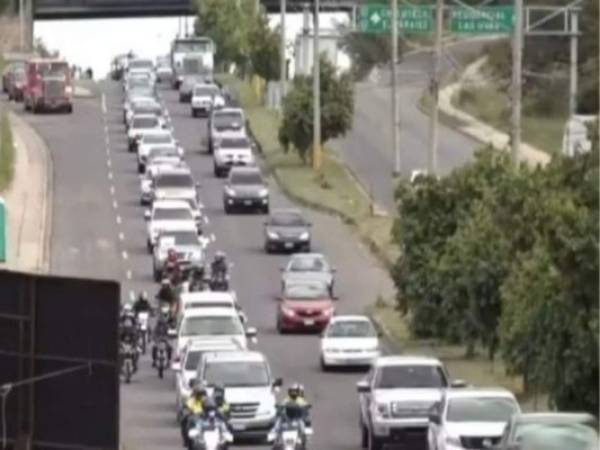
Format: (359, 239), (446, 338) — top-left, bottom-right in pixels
(170, 36), (215, 89)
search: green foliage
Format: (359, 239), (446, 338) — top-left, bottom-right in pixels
(392, 144), (599, 413)
(278, 57), (354, 163)
(0, 113), (15, 193)
(247, 14), (280, 81)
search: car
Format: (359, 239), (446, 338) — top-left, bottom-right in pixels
(280, 253), (336, 296)
(126, 57), (155, 81)
(127, 114), (164, 152)
(276, 280), (335, 334)
(197, 350), (282, 441)
(191, 83), (224, 117)
(139, 158), (188, 205)
(172, 339), (243, 412)
(179, 74), (206, 103)
(179, 291), (246, 324)
(213, 136), (255, 178)
(145, 199), (197, 252)
(427, 388), (520, 450)
(357, 356), (467, 450)
(320, 315), (380, 370)
(264, 208), (312, 253)
(208, 107), (247, 154)
(136, 131), (181, 173)
(223, 166), (269, 214)
(150, 169), (203, 226)
(152, 226), (206, 281)
(155, 56), (173, 83)
(175, 307), (257, 356)
(496, 412), (598, 450)
(125, 97), (167, 129)
(6, 64), (26, 102)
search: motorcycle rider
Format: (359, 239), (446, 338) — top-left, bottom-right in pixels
(133, 291), (152, 314)
(270, 384), (310, 440)
(213, 385), (232, 429)
(151, 305), (172, 368)
(156, 278), (178, 324)
(119, 303), (139, 372)
(210, 251), (228, 278)
(181, 384), (208, 449)
(188, 263), (207, 292)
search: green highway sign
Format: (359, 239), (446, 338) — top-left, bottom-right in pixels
(450, 6), (514, 34)
(359, 4), (433, 34)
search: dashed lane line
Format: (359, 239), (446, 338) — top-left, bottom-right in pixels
(108, 171), (113, 180)
(126, 270), (132, 280)
(101, 93), (107, 114)
(112, 200), (118, 209)
(116, 215), (122, 225)
(210, 233), (216, 242)
(122, 251), (128, 260)
(119, 232), (125, 241)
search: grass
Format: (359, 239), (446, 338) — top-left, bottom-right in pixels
(369, 302), (550, 412)
(0, 113), (15, 193)
(452, 84), (567, 156)
(217, 74), (399, 267)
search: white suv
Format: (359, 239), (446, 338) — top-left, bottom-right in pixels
(198, 351), (283, 441)
(357, 355), (466, 450)
(213, 136), (255, 177)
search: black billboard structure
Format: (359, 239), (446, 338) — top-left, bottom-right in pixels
(0, 270), (120, 450)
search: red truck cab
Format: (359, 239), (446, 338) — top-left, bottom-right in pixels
(24, 58), (73, 114)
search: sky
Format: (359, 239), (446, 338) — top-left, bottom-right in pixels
(34, 12), (350, 79)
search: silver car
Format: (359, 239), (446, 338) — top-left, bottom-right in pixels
(281, 253), (336, 297)
(208, 108), (247, 154)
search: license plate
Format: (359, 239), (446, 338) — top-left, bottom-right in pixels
(284, 242), (294, 249)
(244, 200), (252, 205)
(231, 423), (246, 431)
(304, 319), (315, 326)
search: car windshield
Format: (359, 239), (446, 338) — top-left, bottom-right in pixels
(180, 316), (244, 337)
(143, 134), (171, 144)
(194, 86), (218, 96)
(446, 397), (518, 422)
(204, 361), (270, 387)
(220, 138), (250, 149)
(149, 146), (178, 158)
(185, 350), (203, 370)
(327, 320), (377, 338)
(517, 423), (598, 450)
(270, 211), (305, 226)
(174, 40), (211, 52)
(135, 105), (161, 114)
(129, 87), (154, 98)
(38, 62), (68, 78)
(288, 256), (328, 272)
(153, 208), (192, 220)
(230, 171), (262, 185)
(160, 230), (198, 246)
(375, 365), (448, 389)
(214, 112), (243, 130)
(132, 117), (159, 128)
(156, 174), (193, 188)
(284, 283), (329, 300)
(129, 59), (153, 69)
(182, 58), (203, 74)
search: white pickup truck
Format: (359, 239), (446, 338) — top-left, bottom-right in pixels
(213, 136), (255, 177)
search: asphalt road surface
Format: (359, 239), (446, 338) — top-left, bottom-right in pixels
(13, 80), (396, 450)
(336, 38), (497, 211)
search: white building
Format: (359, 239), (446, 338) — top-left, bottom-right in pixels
(293, 28), (351, 78)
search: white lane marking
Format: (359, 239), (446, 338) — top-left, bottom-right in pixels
(118, 232), (125, 241)
(122, 251), (128, 260)
(203, 216), (209, 225)
(105, 135), (110, 146)
(110, 185), (115, 195)
(112, 200), (118, 209)
(107, 159), (112, 168)
(210, 233), (216, 242)
(116, 215), (122, 224)
(126, 270), (132, 280)
(101, 93), (107, 114)
(108, 171), (113, 180)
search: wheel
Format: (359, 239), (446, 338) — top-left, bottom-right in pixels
(213, 164), (219, 177)
(147, 240), (153, 253)
(360, 424), (368, 448)
(264, 242), (272, 254)
(158, 365), (164, 379)
(66, 104), (73, 114)
(276, 318), (285, 334)
(7, 92), (12, 101)
(224, 203), (231, 214)
(303, 244), (311, 252)
(261, 205), (269, 215)
(320, 356), (328, 372)
(137, 162), (145, 174)
(128, 143), (134, 153)
(192, 109), (197, 118)
(368, 431), (383, 450)
(153, 266), (161, 282)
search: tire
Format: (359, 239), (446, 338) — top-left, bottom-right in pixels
(192, 109), (197, 118)
(264, 242), (272, 254)
(158, 365), (164, 379)
(147, 240), (153, 254)
(320, 356), (328, 372)
(224, 203), (231, 214)
(361, 424), (368, 449)
(262, 205), (270, 215)
(66, 104), (73, 114)
(137, 162), (144, 174)
(124, 361), (132, 384)
(213, 164), (219, 177)
(303, 244), (311, 253)
(128, 143), (134, 153)
(368, 431), (383, 450)
(153, 266), (161, 282)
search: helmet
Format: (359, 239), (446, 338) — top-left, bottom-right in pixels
(214, 251), (226, 262)
(122, 303), (134, 314)
(138, 291), (149, 302)
(192, 384), (207, 398)
(288, 383), (301, 400)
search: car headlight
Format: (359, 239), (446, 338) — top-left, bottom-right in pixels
(258, 188), (269, 197)
(225, 186), (236, 197)
(299, 232), (309, 240)
(281, 307), (296, 317)
(445, 436), (462, 447)
(373, 403), (390, 419)
(323, 307), (334, 317)
(267, 231), (279, 239)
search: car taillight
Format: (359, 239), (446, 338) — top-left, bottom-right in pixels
(65, 85), (73, 95)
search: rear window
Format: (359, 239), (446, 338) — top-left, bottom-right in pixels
(129, 59), (153, 69)
(270, 211), (305, 226)
(230, 171), (262, 185)
(220, 138), (250, 149)
(132, 117), (159, 128)
(375, 365), (448, 389)
(143, 134), (171, 144)
(213, 112), (244, 130)
(153, 208), (192, 221)
(155, 173), (193, 188)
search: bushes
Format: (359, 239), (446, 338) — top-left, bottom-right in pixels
(392, 141), (599, 413)
(0, 113), (15, 192)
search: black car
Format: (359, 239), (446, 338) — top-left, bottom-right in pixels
(264, 209), (312, 253)
(223, 167), (269, 214)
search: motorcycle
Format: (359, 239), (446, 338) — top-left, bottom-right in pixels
(269, 420), (313, 450)
(137, 311), (150, 354)
(120, 342), (136, 384)
(188, 411), (233, 450)
(155, 338), (169, 379)
(209, 271), (229, 292)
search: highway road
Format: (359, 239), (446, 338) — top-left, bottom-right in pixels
(12, 80), (395, 450)
(336, 39), (495, 211)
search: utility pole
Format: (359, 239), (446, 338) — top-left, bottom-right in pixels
(511, 0), (523, 164)
(312, 0), (322, 171)
(280, 0), (287, 107)
(428, 0), (443, 175)
(19, 0), (24, 50)
(391, 0), (400, 176)
(568, 10), (578, 117)
(302, 4), (310, 76)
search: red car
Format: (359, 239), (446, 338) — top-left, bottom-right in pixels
(276, 281), (335, 333)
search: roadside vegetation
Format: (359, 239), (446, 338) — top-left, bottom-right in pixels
(389, 129), (598, 413)
(0, 113), (15, 192)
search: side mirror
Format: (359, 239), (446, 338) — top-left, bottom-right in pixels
(356, 380), (371, 393)
(428, 412), (441, 425)
(451, 379), (467, 388)
(246, 327), (258, 338)
(331, 267), (337, 273)
(272, 377), (283, 388)
(171, 362), (181, 371)
(144, 210), (151, 220)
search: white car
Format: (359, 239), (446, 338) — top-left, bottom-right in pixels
(191, 83), (225, 117)
(320, 315), (381, 370)
(179, 291), (247, 324)
(140, 158), (188, 205)
(136, 131), (182, 173)
(213, 136), (255, 178)
(172, 339), (243, 412)
(208, 108), (247, 153)
(427, 389), (520, 450)
(125, 97), (166, 129)
(145, 199), (197, 252)
(128, 114), (165, 152)
(281, 253), (336, 297)
(175, 307), (257, 357)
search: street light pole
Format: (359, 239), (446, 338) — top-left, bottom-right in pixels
(280, 0), (287, 106)
(428, 0), (443, 175)
(511, 0), (523, 164)
(312, 0), (322, 171)
(391, 0), (401, 176)
(19, 0), (24, 50)
(568, 10), (578, 117)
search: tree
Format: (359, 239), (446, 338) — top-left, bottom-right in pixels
(338, 30), (403, 81)
(247, 14), (280, 81)
(278, 57), (354, 163)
